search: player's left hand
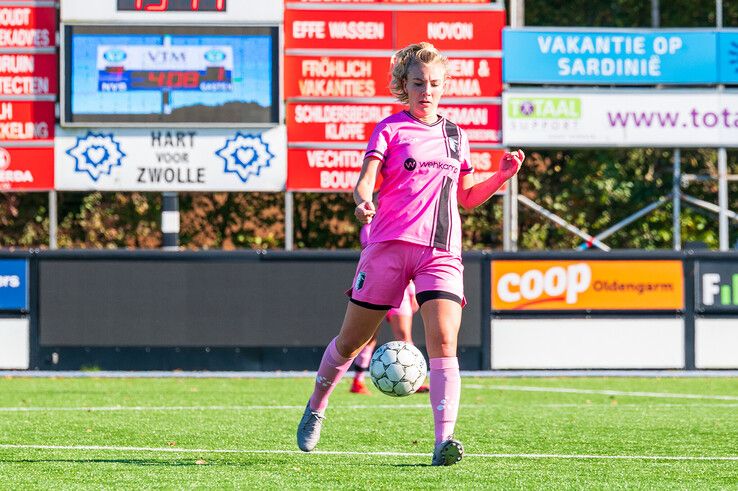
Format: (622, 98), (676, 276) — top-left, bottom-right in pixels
(498, 150), (525, 180)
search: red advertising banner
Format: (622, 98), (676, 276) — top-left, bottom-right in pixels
(284, 54), (392, 99)
(0, 53), (56, 78)
(438, 103), (501, 143)
(0, 100), (53, 141)
(287, 147), (504, 192)
(446, 56), (502, 97)
(285, 9), (393, 50)
(0, 53), (57, 96)
(287, 102), (400, 142)
(287, 147), (365, 191)
(0, 145), (54, 190)
(395, 10), (504, 51)
(0, 6), (56, 48)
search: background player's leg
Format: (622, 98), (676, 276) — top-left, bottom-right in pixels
(388, 312), (413, 342)
(351, 334), (377, 394)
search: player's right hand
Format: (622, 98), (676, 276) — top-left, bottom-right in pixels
(355, 201), (376, 224)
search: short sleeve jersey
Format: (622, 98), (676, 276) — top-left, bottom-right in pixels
(364, 110), (473, 256)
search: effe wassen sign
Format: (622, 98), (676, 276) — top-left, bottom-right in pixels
(503, 29), (717, 84)
(696, 261), (738, 312)
(491, 260), (684, 311)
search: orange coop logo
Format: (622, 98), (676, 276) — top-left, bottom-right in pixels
(491, 260), (684, 311)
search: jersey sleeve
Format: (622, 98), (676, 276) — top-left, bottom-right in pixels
(459, 129), (473, 175)
(364, 121), (391, 163)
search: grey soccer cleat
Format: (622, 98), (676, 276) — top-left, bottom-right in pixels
(296, 403), (326, 452)
(432, 437), (464, 466)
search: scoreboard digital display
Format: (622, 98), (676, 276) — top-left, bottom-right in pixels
(63, 25), (278, 126)
(117, 0), (226, 12)
(97, 45), (233, 92)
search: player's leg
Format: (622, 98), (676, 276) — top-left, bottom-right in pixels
(350, 333), (377, 394)
(414, 248), (466, 465)
(298, 241), (409, 452)
(298, 302), (386, 452)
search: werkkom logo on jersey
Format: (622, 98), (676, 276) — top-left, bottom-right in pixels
(66, 132), (126, 182)
(404, 156), (458, 173)
(215, 132), (274, 183)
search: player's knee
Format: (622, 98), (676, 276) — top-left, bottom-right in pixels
(335, 336), (364, 358)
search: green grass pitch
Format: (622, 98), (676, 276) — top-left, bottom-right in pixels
(0, 375), (736, 489)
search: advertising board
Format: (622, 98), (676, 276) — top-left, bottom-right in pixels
(395, 10), (504, 51)
(55, 126), (286, 191)
(491, 260), (684, 311)
(284, 54), (392, 100)
(503, 29), (717, 84)
(0, 145), (54, 190)
(695, 260), (738, 313)
(0, 100), (54, 141)
(0, 5), (56, 48)
(503, 90), (738, 147)
(0, 259), (28, 310)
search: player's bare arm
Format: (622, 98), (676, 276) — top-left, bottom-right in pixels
(353, 157), (382, 224)
(457, 150), (525, 210)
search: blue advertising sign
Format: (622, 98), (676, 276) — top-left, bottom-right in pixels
(504, 29), (717, 84)
(718, 31), (738, 84)
(0, 259), (28, 311)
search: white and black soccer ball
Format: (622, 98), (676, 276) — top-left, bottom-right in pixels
(369, 341), (427, 397)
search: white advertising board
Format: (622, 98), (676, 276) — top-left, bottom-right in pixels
(503, 90), (738, 148)
(55, 126), (286, 191)
(695, 318), (738, 368)
(0, 318), (29, 370)
(490, 318), (684, 369)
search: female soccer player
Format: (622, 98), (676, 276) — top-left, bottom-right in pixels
(297, 41), (524, 466)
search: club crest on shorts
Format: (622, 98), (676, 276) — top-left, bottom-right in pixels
(355, 271), (366, 290)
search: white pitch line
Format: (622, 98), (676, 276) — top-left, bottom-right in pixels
(465, 385), (738, 401)
(2, 402), (738, 413)
(0, 404), (430, 413)
(0, 444), (736, 462)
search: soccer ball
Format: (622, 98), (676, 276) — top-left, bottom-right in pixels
(369, 341), (427, 397)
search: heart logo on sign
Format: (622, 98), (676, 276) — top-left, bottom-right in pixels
(85, 146), (107, 165)
(67, 132), (126, 182)
(216, 133), (274, 184)
(235, 147), (257, 167)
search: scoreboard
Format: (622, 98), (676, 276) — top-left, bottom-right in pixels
(60, 0), (280, 127)
(116, 0), (226, 12)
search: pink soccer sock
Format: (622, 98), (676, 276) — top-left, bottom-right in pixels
(429, 357), (461, 445)
(353, 344), (374, 383)
(309, 337), (354, 412)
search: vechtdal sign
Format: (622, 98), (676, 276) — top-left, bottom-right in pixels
(503, 29), (717, 84)
(503, 90), (738, 147)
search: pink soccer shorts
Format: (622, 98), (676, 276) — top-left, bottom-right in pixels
(346, 240), (465, 309)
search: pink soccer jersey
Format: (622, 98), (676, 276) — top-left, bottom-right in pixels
(364, 111), (473, 256)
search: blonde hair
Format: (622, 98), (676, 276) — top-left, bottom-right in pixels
(390, 42), (448, 104)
